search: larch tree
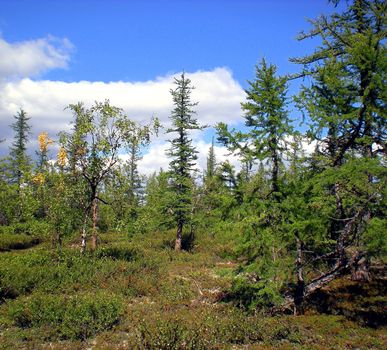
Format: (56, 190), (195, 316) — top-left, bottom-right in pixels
(166, 72), (204, 251)
(36, 132), (54, 171)
(217, 59), (293, 201)
(33, 132), (54, 220)
(291, 0), (386, 161)
(216, 60), (298, 312)
(277, 0), (387, 314)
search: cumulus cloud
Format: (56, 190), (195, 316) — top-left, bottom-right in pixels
(0, 36), (73, 80)
(137, 139), (241, 176)
(0, 67), (245, 173)
(0, 66), (244, 156)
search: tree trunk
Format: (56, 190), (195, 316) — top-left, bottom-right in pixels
(351, 253), (370, 282)
(175, 220), (183, 251)
(294, 232), (305, 315)
(271, 149), (279, 198)
(273, 209), (365, 314)
(329, 182), (345, 240)
(90, 198), (98, 251)
(80, 214), (88, 255)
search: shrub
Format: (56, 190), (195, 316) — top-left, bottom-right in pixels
(225, 276), (282, 310)
(0, 221), (51, 237)
(0, 251), (51, 299)
(136, 318), (208, 350)
(8, 292), (124, 340)
(0, 248), (165, 301)
(0, 233), (40, 251)
(96, 244), (140, 261)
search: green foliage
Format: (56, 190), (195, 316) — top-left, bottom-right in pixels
(363, 217), (387, 259)
(59, 100), (158, 251)
(205, 137), (216, 181)
(0, 233), (40, 251)
(0, 4), (385, 349)
(8, 109), (32, 189)
(217, 58), (293, 197)
(0, 230), (385, 349)
(0, 221), (51, 236)
(8, 291), (124, 340)
(227, 277), (283, 310)
(292, 0), (386, 161)
(166, 73), (205, 246)
(95, 244), (140, 261)
(138, 170), (176, 234)
(0, 179), (17, 226)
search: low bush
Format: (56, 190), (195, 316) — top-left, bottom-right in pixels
(8, 291), (124, 340)
(123, 305), (266, 349)
(96, 244), (140, 261)
(225, 276), (283, 310)
(0, 233), (40, 251)
(0, 221), (51, 237)
(136, 319), (208, 350)
(0, 248), (165, 301)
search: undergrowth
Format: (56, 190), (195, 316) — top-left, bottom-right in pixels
(0, 230), (385, 349)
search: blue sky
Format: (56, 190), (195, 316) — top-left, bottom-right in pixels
(0, 0), (342, 83)
(0, 0), (344, 173)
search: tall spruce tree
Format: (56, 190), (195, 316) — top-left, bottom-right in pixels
(166, 73), (204, 251)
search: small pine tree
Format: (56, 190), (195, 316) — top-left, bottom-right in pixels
(9, 109), (31, 189)
(205, 137), (217, 181)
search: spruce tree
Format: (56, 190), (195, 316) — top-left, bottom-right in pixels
(9, 108), (31, 189)
(205, 137), (216, 181)
(203, 137), (219, 212)
(166, 72), (204, 251)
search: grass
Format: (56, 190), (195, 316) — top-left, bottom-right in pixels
(0, 229), (385, 349)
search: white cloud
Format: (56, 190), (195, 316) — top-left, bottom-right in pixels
(0, 36), (73, 80)
(137, 139), (241, 176)
(0, 68), (245, 176)
(190, 68), (244, 127)
(137, 142), (170, 175)
(195, 139), (241, 172)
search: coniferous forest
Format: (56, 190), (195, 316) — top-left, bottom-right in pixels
(0, 1), (386, 349)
